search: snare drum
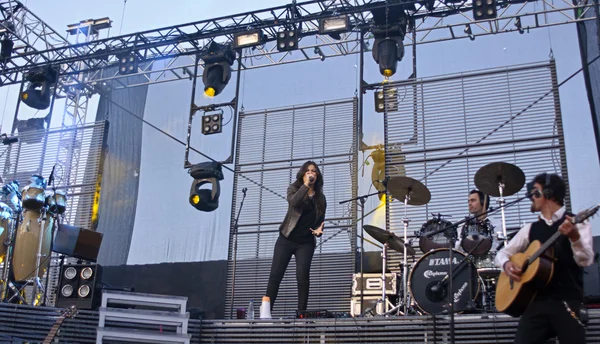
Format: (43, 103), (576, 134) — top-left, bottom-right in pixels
(11, 210), (53, 281)
(418, 218), (457, 253)
(0, 202), (14, 261)
(474, 251), (501, 278)
(460, 219), (494, 256)
(46, 190), (67, 214)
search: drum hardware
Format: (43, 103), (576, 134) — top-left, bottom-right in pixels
(386, 176), (430, 315)
(340, 188), (385, 317)
(474, 162), (525, 248)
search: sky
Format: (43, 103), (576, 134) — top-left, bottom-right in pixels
(2, 0), (599, 264)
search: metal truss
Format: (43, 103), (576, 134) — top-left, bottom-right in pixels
(0, 0), (595, 89)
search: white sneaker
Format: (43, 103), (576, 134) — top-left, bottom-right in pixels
(260, 297), (272, 319)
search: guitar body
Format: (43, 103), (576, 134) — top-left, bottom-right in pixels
(495, 240), (554, 317)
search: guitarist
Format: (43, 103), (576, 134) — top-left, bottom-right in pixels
(495, 173), (594, 344)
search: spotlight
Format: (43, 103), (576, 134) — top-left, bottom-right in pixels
(201, 41), (235, 97)
(319, 15), (349, 40)
(233, 29), (264, 49)
(55, 264), (103, 310)
(20, 67), (58, 110)
(370, 6), (408, 78)
(189, 161), (224, 212)
(473, 0), (497, 20)
(201, 112), (223, 135)
(118, 53), (138, 75)
(276, 29), (299, 52)
(314, 47), (325, 61)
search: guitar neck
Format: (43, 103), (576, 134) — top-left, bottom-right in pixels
(529, 230), (562, 262)
(43, 317), (66, 344)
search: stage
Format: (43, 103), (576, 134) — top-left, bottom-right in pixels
(1, 302), (599, 343)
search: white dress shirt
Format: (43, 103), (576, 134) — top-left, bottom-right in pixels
(495, 207), (595, 270)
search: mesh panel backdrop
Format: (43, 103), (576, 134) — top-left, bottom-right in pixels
(226, 99), (358, 319)
(383, 61), (569, 275)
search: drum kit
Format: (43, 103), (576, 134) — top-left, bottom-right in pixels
(0, 170), (67, 305)
(361, 162), (527, 316)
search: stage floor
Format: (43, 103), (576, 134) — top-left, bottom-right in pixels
(0, 303), (599, 343)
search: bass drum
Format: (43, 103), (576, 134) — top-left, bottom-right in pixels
(0, 202), (13, 261)
(418, 218), (456, 253)
(11, 210), (53, 281)
(409, 249), (479, 315)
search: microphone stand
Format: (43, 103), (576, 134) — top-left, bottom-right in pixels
(42, 167), (59, 306)
(229, 188), (247, 318)
(339, 190), (382, 316)
(424, 192), (532, 344)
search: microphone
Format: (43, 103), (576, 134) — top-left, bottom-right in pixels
(48, 164), (56, 186)
(309, 176), (314, 183)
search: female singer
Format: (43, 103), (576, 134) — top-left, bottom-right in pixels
(261, 161), (327, 316)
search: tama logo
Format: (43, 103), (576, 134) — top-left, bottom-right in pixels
(424, 270), (447, 279)
(428, 257), (460, 266)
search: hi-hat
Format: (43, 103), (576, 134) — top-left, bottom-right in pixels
(474, 162), (525, 197)
(364, 225), (416, 255)
(386, 176), (431, 205)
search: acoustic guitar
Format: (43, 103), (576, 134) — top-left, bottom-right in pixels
(43, 305), (78, 344)
(495, 205), (599, 317)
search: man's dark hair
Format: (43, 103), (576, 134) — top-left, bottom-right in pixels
(469, 189), (489, 210)
(532, 173), (566, 206)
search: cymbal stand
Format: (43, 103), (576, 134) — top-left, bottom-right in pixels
(401, 191), (411, 315)
(30, 210), (48, 304)
(497, 182), (508, 247)
(340, 190), (382, 317)
(1, 185), (22, 302)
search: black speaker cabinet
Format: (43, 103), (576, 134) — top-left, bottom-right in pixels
(55, 264), (103, 310)
(584, 236), (600, 303)
(53, 224), (103, 262)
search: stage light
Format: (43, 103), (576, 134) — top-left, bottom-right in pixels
(20, 67), (58, 110)
(314, 47), (325, 61)
(233, 29), (264, 49)
(276, 29), (299, 52)
(55, 263), (103, 310)
(473, 0), (497, 20)
(370, 6), (408, 78)
(201, 112), (223, 135)
(189, 162), (224, 212)
(201, 41), (235, 97)
(374, 88), (398, 113)
(319, 15), (349, 40)
(1, 37), (14, 61)
(118, 53), (138, 75)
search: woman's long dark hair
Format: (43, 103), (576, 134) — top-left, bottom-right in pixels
(292, 161), (325, 220)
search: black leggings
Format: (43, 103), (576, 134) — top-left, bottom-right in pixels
(266, 234), (315, 311)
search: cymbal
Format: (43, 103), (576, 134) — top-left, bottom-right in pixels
(387, 176), (431, 206)
(364, 225), (416, 255)
(474, 162), (525, 197)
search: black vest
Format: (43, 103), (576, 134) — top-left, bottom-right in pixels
(528, 213), (584, 301)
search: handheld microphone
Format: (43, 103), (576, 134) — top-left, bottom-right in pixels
(309, 176), (315, 183)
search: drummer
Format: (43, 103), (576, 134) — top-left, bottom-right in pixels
(456, 190), (501, 253)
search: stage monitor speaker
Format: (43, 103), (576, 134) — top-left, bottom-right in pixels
(53, 224), (103, 262)
(55, 263), (103, 310)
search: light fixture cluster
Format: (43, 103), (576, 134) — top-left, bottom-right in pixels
(56, 264), (103, 310)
